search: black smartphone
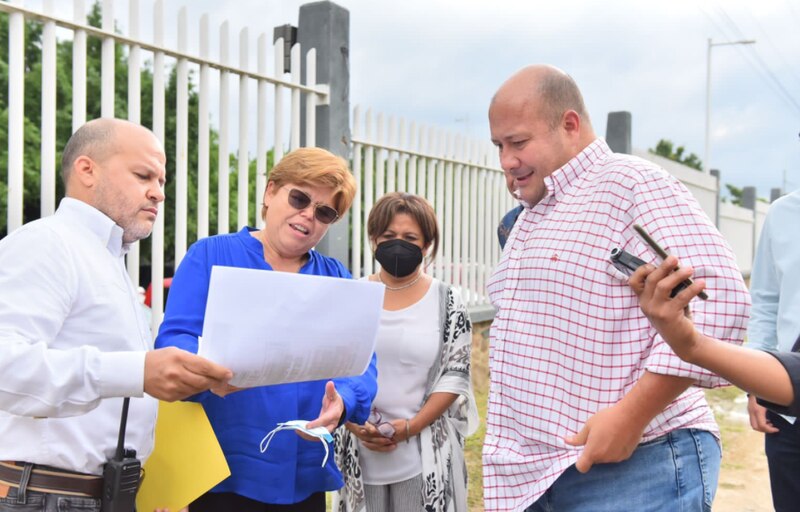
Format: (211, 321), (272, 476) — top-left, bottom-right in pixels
(609, 247), (690, 298)
(632, 224), (708, 300)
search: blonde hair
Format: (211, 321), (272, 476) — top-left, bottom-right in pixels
(262, 147), (356, 222)
(367, 192), (440, 260)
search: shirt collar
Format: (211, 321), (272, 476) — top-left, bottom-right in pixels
(56, 197), (128, 257)
(542, 138), (611, 202)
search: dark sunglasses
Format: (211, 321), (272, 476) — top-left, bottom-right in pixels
(286, 188), (339, 224)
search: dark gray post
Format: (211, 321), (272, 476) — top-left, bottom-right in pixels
(770, 187), (783, 203)
(298, 1), (351, 264)
(710, 169), (721, 228)
(605, 111), (632, 155)
(741, 186), (757, 210)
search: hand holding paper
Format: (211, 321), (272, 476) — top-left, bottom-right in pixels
(198, 266), (383, 388)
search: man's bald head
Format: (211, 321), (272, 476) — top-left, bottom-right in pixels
(61, 118), (147, 189)
(491, 65), (592, 131)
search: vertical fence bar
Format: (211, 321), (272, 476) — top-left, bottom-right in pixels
(72, 0), (86, 131)
(350, 105), (362, 278)
(416, 126), (426, 197)
(477, 165), (487, 303)
(237, 28), (249, 229)
(40, 0), (56, 218)
(460, 145), (471, 301)
(443, 134), (455, 286)
(150, 0), (166, 331)
(375, 113), (385, 199)
(174, 7), (188, 267)
(363, 109), (374, 276)
(386, 117), (396, 192)
(427, 129), (438, 215)
(126, 0), (141, 285)
(7, 1), (24, 232)
(256, 33), (268, 229)
(305, 49), (317, 148)
(453, 138), (464, 290)
(101, 0), (114, 118)
(197, 14), (210, 240)
(407, 123), (417, 194)
(397, 118), (407, 191)
(273, 38), (285, 164)
(217, 21), (230, 235)
(434, 132), (446, 279)
(290, 43), (301, 151)
(468, 143), (479, 305)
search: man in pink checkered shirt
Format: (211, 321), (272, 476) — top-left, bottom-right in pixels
(483, 64), (751, 511)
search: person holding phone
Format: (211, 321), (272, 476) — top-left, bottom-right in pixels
(629, 256), (799, 417)
(483, 64), (750, 512)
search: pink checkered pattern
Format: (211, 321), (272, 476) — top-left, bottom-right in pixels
(482, 139), (751, 511)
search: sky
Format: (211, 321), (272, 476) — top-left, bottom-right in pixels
(30, 0), (800, 200)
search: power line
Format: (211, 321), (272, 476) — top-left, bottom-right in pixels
(740, 3), (800, 90)
(707, 2), (800, 115)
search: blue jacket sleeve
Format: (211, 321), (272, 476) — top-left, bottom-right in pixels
(333, 351), (378, 425)
(154, 241), (214, 403)
(325, 258), (377, 425)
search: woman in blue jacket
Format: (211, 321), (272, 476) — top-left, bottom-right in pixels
(155, 147), (377, 512)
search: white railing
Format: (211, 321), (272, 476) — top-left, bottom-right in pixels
(350, 106), (515, 309)
(0, 1), (774, 328)
(0, 0), (328, 331)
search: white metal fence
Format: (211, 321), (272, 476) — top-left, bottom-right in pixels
(350, 107), (513, 310)
(0, 0), (328, 330)
(1, 0), (773, 330)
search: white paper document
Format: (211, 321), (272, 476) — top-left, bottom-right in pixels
(198, 265), (384, 388)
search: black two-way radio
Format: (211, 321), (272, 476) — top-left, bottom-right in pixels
(101, 398), (141, 512)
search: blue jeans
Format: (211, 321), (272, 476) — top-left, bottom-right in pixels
(0, 487), (101, 512)
(525, 429), (720, 512)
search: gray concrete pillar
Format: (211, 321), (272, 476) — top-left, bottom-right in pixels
(298, 1), (351, 264)
(741, 186), (757, 210)
(770, 187), (783, 203)
(605, 111), (632, 155)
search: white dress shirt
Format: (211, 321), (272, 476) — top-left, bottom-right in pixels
(0, 198), (157, 475)
(747, 188), (800, 352)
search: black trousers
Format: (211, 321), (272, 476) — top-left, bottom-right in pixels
(765, 410), (800, 512)
(189, 491), (325, 512)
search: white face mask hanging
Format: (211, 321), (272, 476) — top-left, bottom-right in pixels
(259, 420), (334, 467)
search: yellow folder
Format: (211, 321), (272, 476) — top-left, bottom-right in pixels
(136, 401), (230, 512)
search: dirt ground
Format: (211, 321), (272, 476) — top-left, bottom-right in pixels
(711, 392), (772, 511)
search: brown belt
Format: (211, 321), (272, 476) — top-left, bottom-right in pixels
(0, 461), (103, 498)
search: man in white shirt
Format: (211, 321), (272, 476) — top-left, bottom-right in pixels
(745, 187), (800, 512)
(0, 118), (232, 511)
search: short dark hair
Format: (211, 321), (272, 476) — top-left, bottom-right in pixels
(367, 192), (440, 260)
(537, 71), (589, 129)
(60, 120), (116, 186)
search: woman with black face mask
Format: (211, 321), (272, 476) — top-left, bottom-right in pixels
(333, 192), (478, 512)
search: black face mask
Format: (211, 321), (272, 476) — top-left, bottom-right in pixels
(375, 239), (423, 278)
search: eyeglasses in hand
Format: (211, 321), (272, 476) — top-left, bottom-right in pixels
(368, 409), (396, 438)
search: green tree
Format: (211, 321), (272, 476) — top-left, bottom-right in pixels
(649, 139), (704, 171)
(0, 3), (264, 281)
(724, 183), (743, 206)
